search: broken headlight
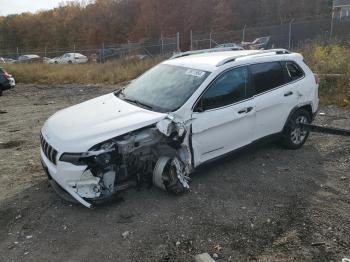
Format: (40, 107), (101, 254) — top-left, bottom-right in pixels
(59, 141), (117, 167)
(59, 153), (85, 166)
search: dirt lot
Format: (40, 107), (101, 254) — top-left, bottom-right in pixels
(0, 85), (349, 262)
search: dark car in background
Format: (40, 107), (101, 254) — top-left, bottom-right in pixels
(0, 68), (15, 96)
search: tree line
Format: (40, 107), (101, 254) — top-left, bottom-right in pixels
(0, 0), (331, 52)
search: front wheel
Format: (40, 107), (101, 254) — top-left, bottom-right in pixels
(281, 109), (311, 150)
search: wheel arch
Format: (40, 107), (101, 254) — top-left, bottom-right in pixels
(283, 104), (313, 131)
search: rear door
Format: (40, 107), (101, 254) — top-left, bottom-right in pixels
(249, 61), (290, 140)
(281, 61), (305, 112)
(191, 66), (256, 165)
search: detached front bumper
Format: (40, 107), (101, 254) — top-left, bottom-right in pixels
(40, 148), (97, 208)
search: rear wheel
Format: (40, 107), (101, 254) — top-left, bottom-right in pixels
(282, 109), (311, 150)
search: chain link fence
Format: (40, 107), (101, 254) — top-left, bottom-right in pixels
(2, 18), (350, 63)
(191, 18), (350, 51)
(0, 33), (180, 63)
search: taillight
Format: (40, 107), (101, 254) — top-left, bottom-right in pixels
(314, 74), (320, 85)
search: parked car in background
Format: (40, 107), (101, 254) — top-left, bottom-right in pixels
(242, 36), (271, 50)
(125, 54), (150, 62)
(16, 54), (41, 63)
(4, 58), (16, 64)
(49, 53), (88, 64)
(0, 67), (15, 96)
(214, 43), (244, 50)
(42, 57), (51, 64)
(0, 57), (5, 64)
(97, 48), (122, 63)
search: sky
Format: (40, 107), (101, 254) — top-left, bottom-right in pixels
(0, 0), (66, 16)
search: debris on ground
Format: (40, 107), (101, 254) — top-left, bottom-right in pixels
(194, 253), (216, 262)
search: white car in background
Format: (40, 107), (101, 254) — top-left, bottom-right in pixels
(40, 48), (319, 208)
(49, 53), (88, 64)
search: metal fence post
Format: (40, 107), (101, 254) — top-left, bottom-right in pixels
(102, 43), (105, 63)
(288, 19), (295, 50)
(176, 32), (180, 51)
(161, 34), (164, 56)
(190, 30), (193, 50)
(16, 47), (19, 59)
(209, 31), (212, 48)
(242, 24), (247, 42)
(330, 10), (334, 39)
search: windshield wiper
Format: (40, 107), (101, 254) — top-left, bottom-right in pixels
(123, 96), (154, 110)
(116, 89), (157, 111)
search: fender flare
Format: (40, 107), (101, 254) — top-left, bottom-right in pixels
(282, 104), (313, 131)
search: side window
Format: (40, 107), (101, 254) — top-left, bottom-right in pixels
(286, 62), (304, 82)
(198, 66), (249, 111)
(250, 62), (285, 95)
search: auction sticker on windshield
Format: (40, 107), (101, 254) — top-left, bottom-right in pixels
(185, 69), (206, 78)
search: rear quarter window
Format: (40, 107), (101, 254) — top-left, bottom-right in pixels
(285, 61), (304, 82)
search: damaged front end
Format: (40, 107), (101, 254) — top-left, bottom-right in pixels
(48, 117), (193, 208)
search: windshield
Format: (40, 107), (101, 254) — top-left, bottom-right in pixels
(116, 64), (210, 112)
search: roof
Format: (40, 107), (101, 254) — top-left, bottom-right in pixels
(163, 49), (295, 72)
(333, 0), (350, 7)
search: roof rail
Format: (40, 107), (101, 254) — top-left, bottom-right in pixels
(170, 47), (243, 59)
(216, 49), (290, 67)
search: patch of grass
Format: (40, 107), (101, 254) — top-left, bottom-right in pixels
(3, 45), (350, 108)
(301, 43), (350, 107)
(3, 57), (163, 85)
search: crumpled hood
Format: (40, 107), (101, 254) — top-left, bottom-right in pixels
(42, 93), (166, 152)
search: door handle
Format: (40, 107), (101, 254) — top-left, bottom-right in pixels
(246, 107), (253, 113)
(284, 91), (293, 97)
(238, 107), (254, 114)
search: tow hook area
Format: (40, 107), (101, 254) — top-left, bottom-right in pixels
(153, 156), (190, 194)
(299, 123), (350, 136)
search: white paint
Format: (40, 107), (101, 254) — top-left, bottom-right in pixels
(40, 49), (319, 207)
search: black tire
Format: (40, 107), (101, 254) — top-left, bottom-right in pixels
(68, 60), (72, 64)
(54, 61), (58, 64)
(281, 108), (311, 150)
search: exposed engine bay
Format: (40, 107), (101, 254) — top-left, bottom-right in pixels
(55, 117), (192, 208)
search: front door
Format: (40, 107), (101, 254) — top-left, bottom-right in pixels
(191, 66), (256, 166)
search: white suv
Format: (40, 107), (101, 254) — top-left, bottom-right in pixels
(40, 49), (319, 208)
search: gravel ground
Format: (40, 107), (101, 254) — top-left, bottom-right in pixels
(0, 85), (349, 262)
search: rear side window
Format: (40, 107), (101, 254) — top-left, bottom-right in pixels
(286, 62), (304, 82)
(199, 66), (250, 111)
(250, 62), (285, 95)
